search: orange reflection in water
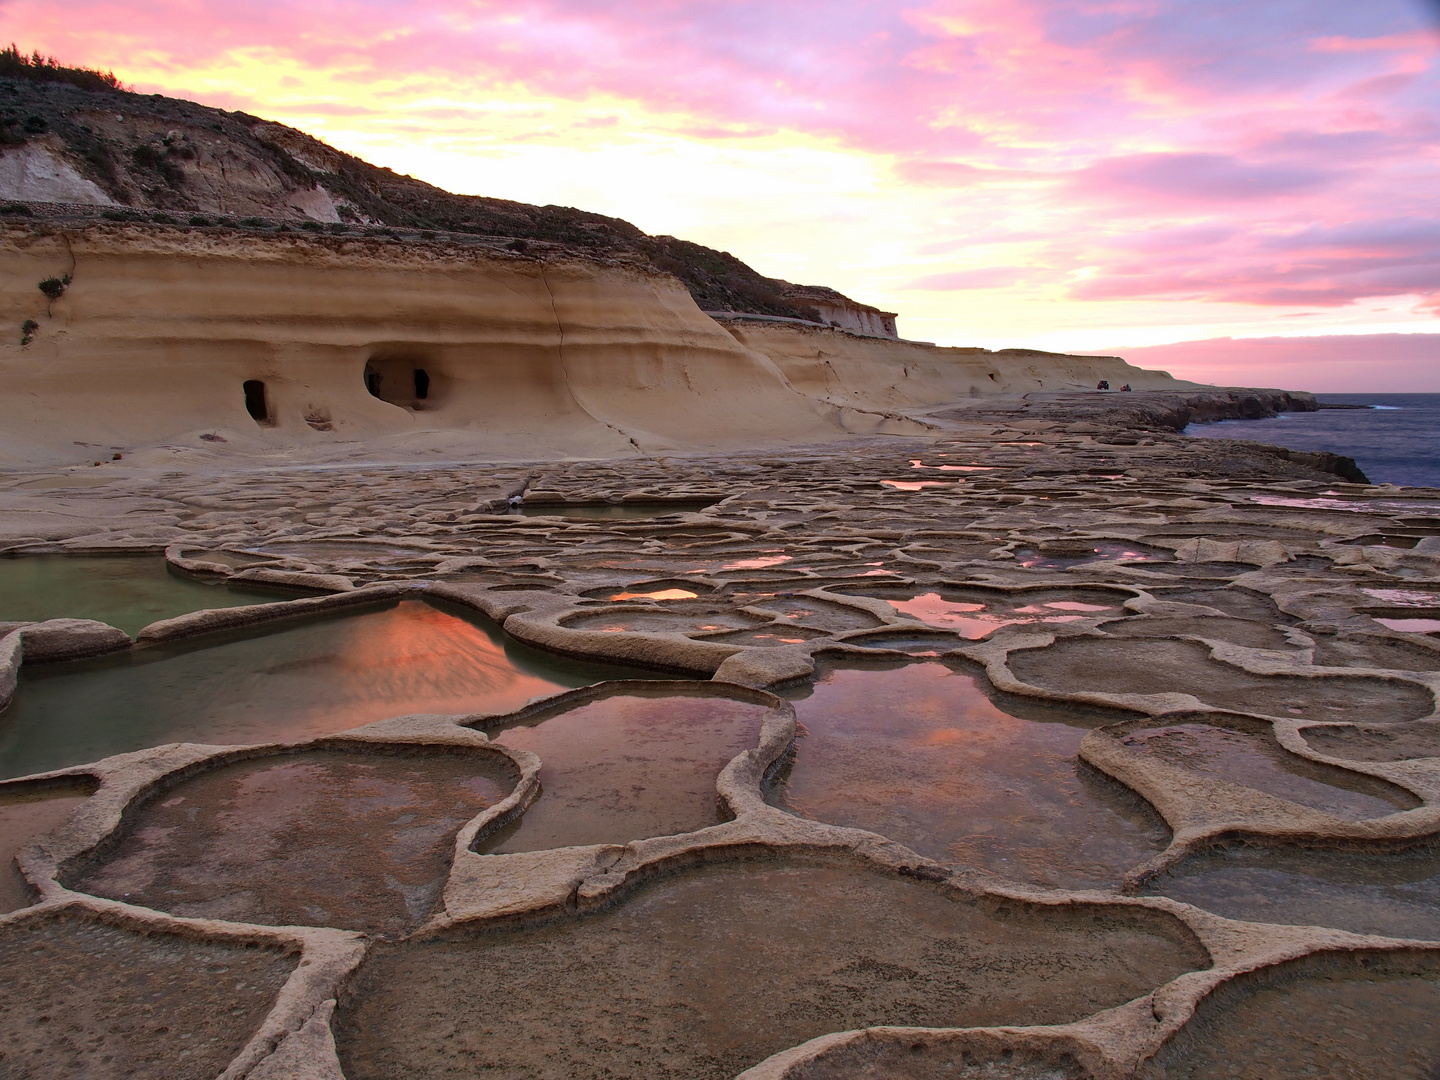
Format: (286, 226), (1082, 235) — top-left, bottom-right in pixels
(889, 594), (1113, 639)
(0, 600), (591, 779)
(721, 554), (792, 571)
(881, 480), (953, 491)
(608, 589), (699, 601)
(767, 663), (1167, 889)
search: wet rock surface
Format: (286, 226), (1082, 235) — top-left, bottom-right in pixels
(336, 861), (1207, 1080)
(3, 391), (1440, 1078)
(476, 689), (771, 853)
(1140, 953), (1440, 1079)
(68, 749), (516, 935)
(0, 912), (296, 1080)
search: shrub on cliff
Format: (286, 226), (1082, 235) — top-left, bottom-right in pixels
(38, 274), (69, 300)
(0, 46), (125, 93)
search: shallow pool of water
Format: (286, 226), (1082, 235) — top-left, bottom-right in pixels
(338, 860), (1206, 1080)
(1146, 842), (1440, 941)
(1117, 723), (1413, 821)
(0, 783), (94, 911)
(520, 501), (717, 519)
(0, 914), (296, 1080)
(1013, 542), (1171, 570)
(0, 555), (276, 637)
(766, 662), (1169, 889)
(1377, 617), (1440, 634)
(1144, 956), (1440, 1079)
(0, 600), (657, 779)
(69, 748), (515, 936)
(476, 689), (769, 853)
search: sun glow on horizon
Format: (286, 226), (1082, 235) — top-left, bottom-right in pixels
(4, 0), (1438, 382)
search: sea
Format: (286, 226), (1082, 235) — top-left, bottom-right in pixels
(1183, 393), (1440, 490)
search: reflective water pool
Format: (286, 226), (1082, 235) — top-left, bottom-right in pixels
(0, 555), (275, 637)
(0, 600), (657, 779)
(476, 689), (770, 853)
(766, 662), (1169, 889)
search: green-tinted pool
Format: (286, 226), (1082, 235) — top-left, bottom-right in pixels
(0, 556), (274, 637)
(0, 599), (660, 779)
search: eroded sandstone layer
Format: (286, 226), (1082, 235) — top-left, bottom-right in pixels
(0, 390), (1435, 1079)
(0, 219), (1206, 466)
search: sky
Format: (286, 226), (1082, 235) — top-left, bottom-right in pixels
(3, 0), (1439, 384)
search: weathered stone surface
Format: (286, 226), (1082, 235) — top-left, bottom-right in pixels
(19, 617), (130, 662)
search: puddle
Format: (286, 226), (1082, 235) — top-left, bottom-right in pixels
(748, 597), (882, 631)
(69, 749), (514, 936)
(1135, 562), (1253, 579)
(1013, 542), (1171, 570)
(252, 542), (435, 564)
(766, 663), (1170, 888)
(0, 600), (657, 779)
(1008, 638), (1436, 724)
(0, 782), (95, 911)
(866, 588), (1121, 640)
(520, 501), (717, 519)
(0, 555), (278, 637)
(475, 689), (769, 853)
(0, 912), (295, 1080)
(1115, 722), (1416, 821)
(336, 860), (1207, 1080)
(1142, 954), (1440, 1079)
(179, 549), (279, 570)
(1345, 533), (1426, 549)
(1146, 842), (1440, 940)
(605, 588), (698, 601)
(702, 627), (829, 646)
(721, 553), (792, 571)
(843, 631), (961, 656)
(881, 480), (954, 491)
(1364, 588), (1440, 607)
(1376, 617), (1440, 634)
(909, 460), (992, 472)
(1301, 721), (1440, 762)
(561, 602), (765, 635)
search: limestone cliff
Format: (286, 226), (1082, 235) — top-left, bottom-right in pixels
(719, 319), (1192, 413)
(1, 223), (909, 466)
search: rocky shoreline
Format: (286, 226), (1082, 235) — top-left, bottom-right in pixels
(0, 387), (1436, 1079)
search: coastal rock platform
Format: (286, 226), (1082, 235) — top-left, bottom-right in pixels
(2, 391), (1438, 1079)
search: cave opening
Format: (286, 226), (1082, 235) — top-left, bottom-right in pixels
(242, 380), (272, 425)
(363, 356), (436, 410)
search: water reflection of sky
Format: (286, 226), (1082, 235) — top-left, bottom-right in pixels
(768, 662), (1167, 889)
(888, 593), (1114, 638)
(0, 600), (652, 779)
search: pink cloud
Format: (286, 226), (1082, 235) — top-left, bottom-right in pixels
(6, 0), (1439, 321)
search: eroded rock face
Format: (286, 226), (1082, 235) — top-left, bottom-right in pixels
(335, 861), (1208, 1080)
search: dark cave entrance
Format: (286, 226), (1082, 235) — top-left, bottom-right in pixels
(242, 380), (272, 425)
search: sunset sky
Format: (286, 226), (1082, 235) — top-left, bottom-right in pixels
(3, 0), (1438, 383)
